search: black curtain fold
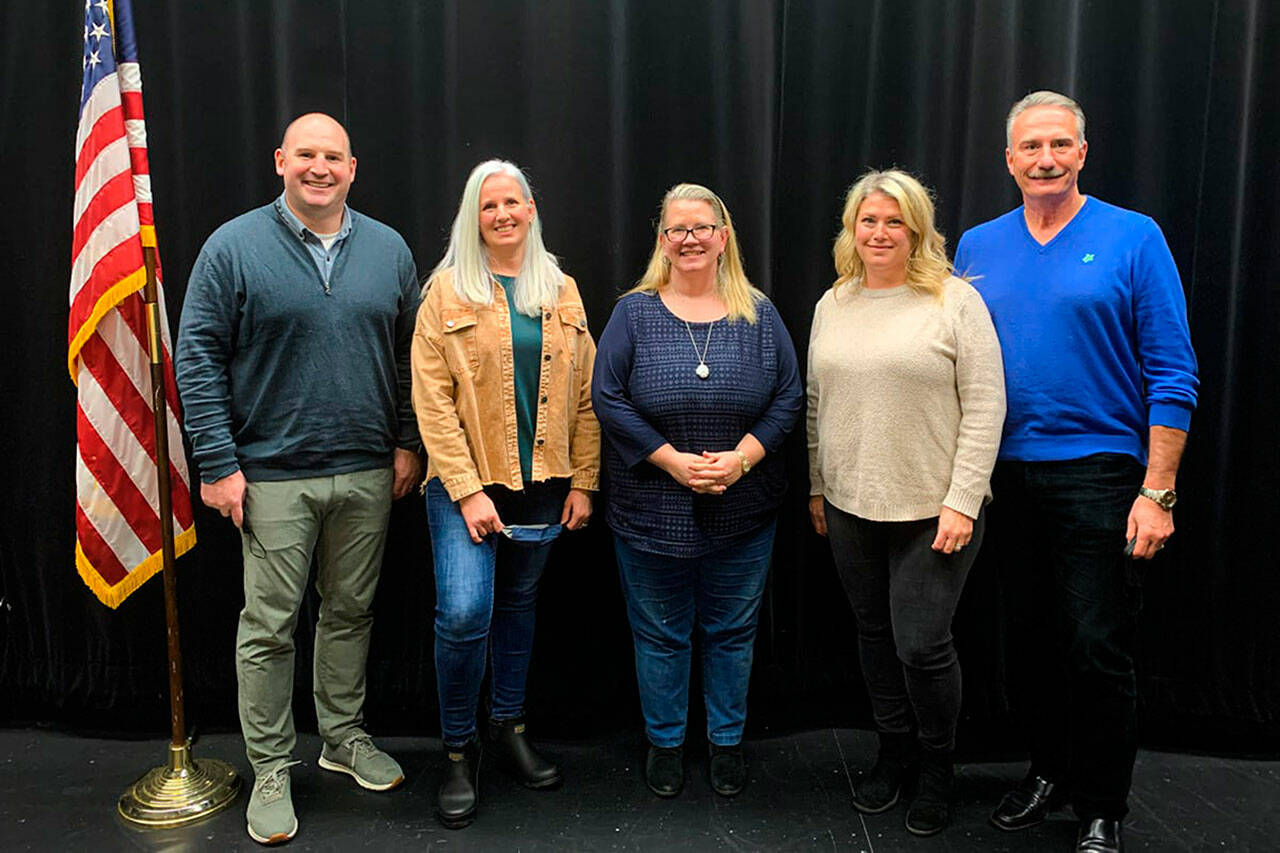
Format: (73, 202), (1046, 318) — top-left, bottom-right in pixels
(1, 0), (1275, 752)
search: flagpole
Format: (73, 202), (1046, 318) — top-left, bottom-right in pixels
(117, 246), (240, 827)
(143, 244), (187, 748)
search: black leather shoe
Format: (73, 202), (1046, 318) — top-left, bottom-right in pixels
(990, 774), (1060, 831)
(1077, 818), (1123, 852)
(645, 745), (684, 798)
(851, 731), (919, 814)
(904, 750), (952, 836)
(708, 742), (746, 797)
(488, 716), (561, 789)
(436, 740), (481, 829)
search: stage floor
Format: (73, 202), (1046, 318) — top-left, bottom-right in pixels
(2, 728), (1275, 850)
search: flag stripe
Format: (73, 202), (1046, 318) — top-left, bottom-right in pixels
(70, 201), (142, 300)
(72, 169), (136, 260)
(93, 308), (196, 528)
(75, 75), (121, 158)
(75, 427), (156, 564)
(72, 135), (131, 224)
(77, 387), (163, 553)
(75, 502), (130, 585)
(75, 104), (127, 186)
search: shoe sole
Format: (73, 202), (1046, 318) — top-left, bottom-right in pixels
(851, 789), (900, 815)
(989, 813), (1046, 832)
(520, 773), (563, 790)
(646, 775), (683, 798)
(436, 807), (476, 830)
(905, 819), (946, 837)
(317, 755), (404, 791)
(247, 816), (298, 845)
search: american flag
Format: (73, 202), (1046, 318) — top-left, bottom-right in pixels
(70, 0), (196, 608)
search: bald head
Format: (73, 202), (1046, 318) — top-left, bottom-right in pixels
(280, 112), (352, 158)
(274, 112), (357, 233)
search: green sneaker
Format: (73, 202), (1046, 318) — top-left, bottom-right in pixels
(247, 761), (300, 845)
(319, 732), (404, 791)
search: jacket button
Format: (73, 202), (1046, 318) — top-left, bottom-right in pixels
(536, 438), (544, 446)
(540, 395), (548, 404)
(445, 320), (455, 328)
(544, 354), (551, 361)
(545, 312), (552, 320)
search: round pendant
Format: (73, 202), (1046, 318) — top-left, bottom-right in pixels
(695, 363), (710, 379)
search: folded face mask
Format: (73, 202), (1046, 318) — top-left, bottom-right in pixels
(498, 523), (563, 546)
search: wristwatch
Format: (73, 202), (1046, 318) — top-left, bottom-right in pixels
(1139, 486), (1177, 511)
(734, 449), (752, 474)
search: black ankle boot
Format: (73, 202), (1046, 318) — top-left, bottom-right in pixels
(851, 731), (919, 814)
(487, 716), (561, 789)
(436, 740), (481, 829)
(645, 744), (684, 797)
(904, 749), (953, 837)
(708, 742), (746, 797)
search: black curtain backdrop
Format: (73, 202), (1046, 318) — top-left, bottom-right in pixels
(3, 1), (1277, 754)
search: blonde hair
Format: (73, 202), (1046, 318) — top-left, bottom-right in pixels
(428, 159), (563, 317)
(832, 169), (952, 299)
(627, 183), (763, 324)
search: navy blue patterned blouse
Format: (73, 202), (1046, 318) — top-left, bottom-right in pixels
(591, 291), (803, 557)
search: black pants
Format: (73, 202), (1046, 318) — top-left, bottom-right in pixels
(990, 454), (1146, 821)
(825, 501), (985, 753)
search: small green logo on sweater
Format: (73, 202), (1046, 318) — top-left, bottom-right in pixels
(1082, 253), (1095, 264)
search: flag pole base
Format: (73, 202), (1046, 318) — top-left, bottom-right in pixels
(118, 741), (241, 828)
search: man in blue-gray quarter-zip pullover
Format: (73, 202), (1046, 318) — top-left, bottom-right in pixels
(175, 113), (422, 846)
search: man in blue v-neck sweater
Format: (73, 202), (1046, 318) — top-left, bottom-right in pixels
(954, 91), (1198, 853)
(175, 113), (422, 846)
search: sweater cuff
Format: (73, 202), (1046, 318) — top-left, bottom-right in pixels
(942, 486), (984, 520)
(200, 459), (240, 485)
(1149, 402), (1192, 432)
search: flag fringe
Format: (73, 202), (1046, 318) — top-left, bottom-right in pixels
(76, 525), (197, 609)
(68, 264), (148, 383)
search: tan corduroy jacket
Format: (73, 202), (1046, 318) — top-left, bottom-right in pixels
(411, 269), (600, 501)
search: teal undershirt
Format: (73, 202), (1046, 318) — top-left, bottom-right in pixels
(498, 275), (542, 483)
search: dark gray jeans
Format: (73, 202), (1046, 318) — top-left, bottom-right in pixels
(825, 500), (986, 753)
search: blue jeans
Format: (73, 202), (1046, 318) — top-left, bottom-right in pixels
(614, 521), (777, 748)
(824, 503), (985, 754)
(425, 477), (568, 747)
(990, 454), (1145, 821)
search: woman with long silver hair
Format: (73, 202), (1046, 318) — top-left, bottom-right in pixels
(592, 183), (802, 800)
(412, 159), (600, 829)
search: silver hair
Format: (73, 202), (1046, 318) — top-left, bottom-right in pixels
(429, 159), (563, 316)
(1005, 90), (1087, 148)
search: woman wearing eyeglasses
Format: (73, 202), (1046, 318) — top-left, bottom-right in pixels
(807, 169), (1005, 836)
(591, 183), (803, 799)
(411, 159), (600, 829)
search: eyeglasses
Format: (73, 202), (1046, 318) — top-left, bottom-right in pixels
(662, 224), (719, 242)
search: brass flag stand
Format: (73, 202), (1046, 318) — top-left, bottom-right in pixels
(117, 246), (241, 827)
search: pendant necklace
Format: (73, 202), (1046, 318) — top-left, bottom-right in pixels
(684, 320), (715, 379)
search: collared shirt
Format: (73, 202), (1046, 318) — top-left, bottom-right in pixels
(274, 194), (352, 289)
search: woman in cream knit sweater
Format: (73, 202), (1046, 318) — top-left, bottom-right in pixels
(807, 169), (1005, 837)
